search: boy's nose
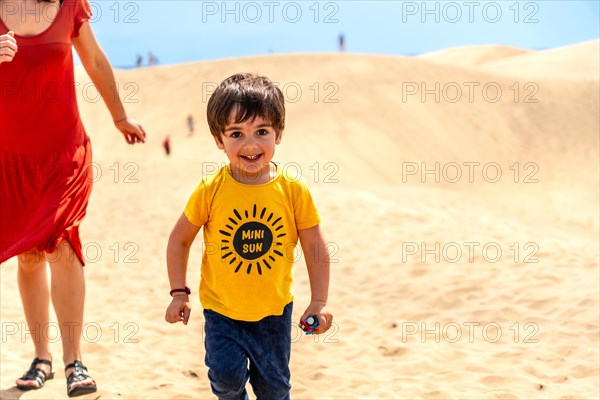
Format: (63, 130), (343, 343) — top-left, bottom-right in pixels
(242, 136), (259, 148)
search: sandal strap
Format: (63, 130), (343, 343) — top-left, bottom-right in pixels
(20, 368), (46, 382)
(65, 360), (94, 386)
(19, 358), (53, 385)
(32, 357), (52, 367)
(64, 360), (87, 373)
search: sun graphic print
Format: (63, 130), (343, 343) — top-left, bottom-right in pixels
(219, 204), (287, 275)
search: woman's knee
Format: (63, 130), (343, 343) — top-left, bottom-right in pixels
(17, 249), (46, 273)
(46, 240), (82, 269)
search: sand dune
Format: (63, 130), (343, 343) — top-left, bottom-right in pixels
(420, 44), (531, 66)
(482, 40), (600, 79)
(1, 42), (598, 399)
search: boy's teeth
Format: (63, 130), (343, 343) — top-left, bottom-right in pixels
(244, 155), (259, 159)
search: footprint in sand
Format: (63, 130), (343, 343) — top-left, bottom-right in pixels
(183, 370), (199, 378)
(378, 346), (408, 357)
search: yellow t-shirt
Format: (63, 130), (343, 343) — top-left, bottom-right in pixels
(184, 164), (321, 321)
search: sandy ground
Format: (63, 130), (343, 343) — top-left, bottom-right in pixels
(1, 40), (599, 399)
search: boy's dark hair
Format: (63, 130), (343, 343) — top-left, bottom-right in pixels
(207, 73), (285, 143)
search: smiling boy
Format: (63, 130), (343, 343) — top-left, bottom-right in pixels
(165, 73), (333, 400)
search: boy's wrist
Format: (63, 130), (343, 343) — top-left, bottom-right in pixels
(170, 286), (191, 296)
(310, 299), (327, 305)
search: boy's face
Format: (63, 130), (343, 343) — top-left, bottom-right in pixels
(214, 109), (282, 183)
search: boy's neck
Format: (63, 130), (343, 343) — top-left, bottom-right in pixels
(228, 162), (278, 185)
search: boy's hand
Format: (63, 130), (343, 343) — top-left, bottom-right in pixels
(299, 300), (333, 335)
(165, 295), (191, 325)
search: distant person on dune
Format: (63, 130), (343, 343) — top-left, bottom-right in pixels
(187, 114), (195, 136)
(338, 33), (345, 52)
(163, 135), (171, 155)
(148, 51), (157, 66)
(165, 73), (333, 399)
(0, 0), (145, 397)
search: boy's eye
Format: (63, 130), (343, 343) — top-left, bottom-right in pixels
(230, 131), (242, 138)
(257, 129), (269, 136)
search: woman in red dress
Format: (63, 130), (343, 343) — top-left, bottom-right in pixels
(0, 0), (145, 396)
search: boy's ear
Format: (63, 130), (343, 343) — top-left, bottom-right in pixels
(212, 134), (225, 150)
(276, 130), (283, 144)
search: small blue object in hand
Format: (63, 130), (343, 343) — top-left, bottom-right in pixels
(300, 315), (319, 335)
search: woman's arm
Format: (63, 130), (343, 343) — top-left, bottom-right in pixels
(72, 23), (146, 144)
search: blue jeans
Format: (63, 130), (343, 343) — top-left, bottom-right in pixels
(203, 303), (292, 400)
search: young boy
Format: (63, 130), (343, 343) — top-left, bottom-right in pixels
(165, 73), (333, 400)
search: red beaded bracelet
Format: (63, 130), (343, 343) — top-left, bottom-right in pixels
(170, 286), (191, 296)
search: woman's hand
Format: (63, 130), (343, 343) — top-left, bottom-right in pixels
(0, 31), (18, 64)
(114, 117), (146, 144)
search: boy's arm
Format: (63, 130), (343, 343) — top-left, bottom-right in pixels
(165, 213), (201, 325)
(298, 224), (333, 334)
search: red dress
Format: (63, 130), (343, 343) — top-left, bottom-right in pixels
(0, 0), (93, 265)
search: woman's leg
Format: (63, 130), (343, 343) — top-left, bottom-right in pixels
(46, 239), (95, 390)
(15, 248), (53, 388)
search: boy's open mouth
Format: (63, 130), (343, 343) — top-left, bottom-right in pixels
(241, 154), (262, 161)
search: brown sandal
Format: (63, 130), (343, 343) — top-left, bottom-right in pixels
(16, 357), (54, 391)
(65, 360), (97, 397)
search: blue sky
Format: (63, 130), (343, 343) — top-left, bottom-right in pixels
(85, 0), (600, 67)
